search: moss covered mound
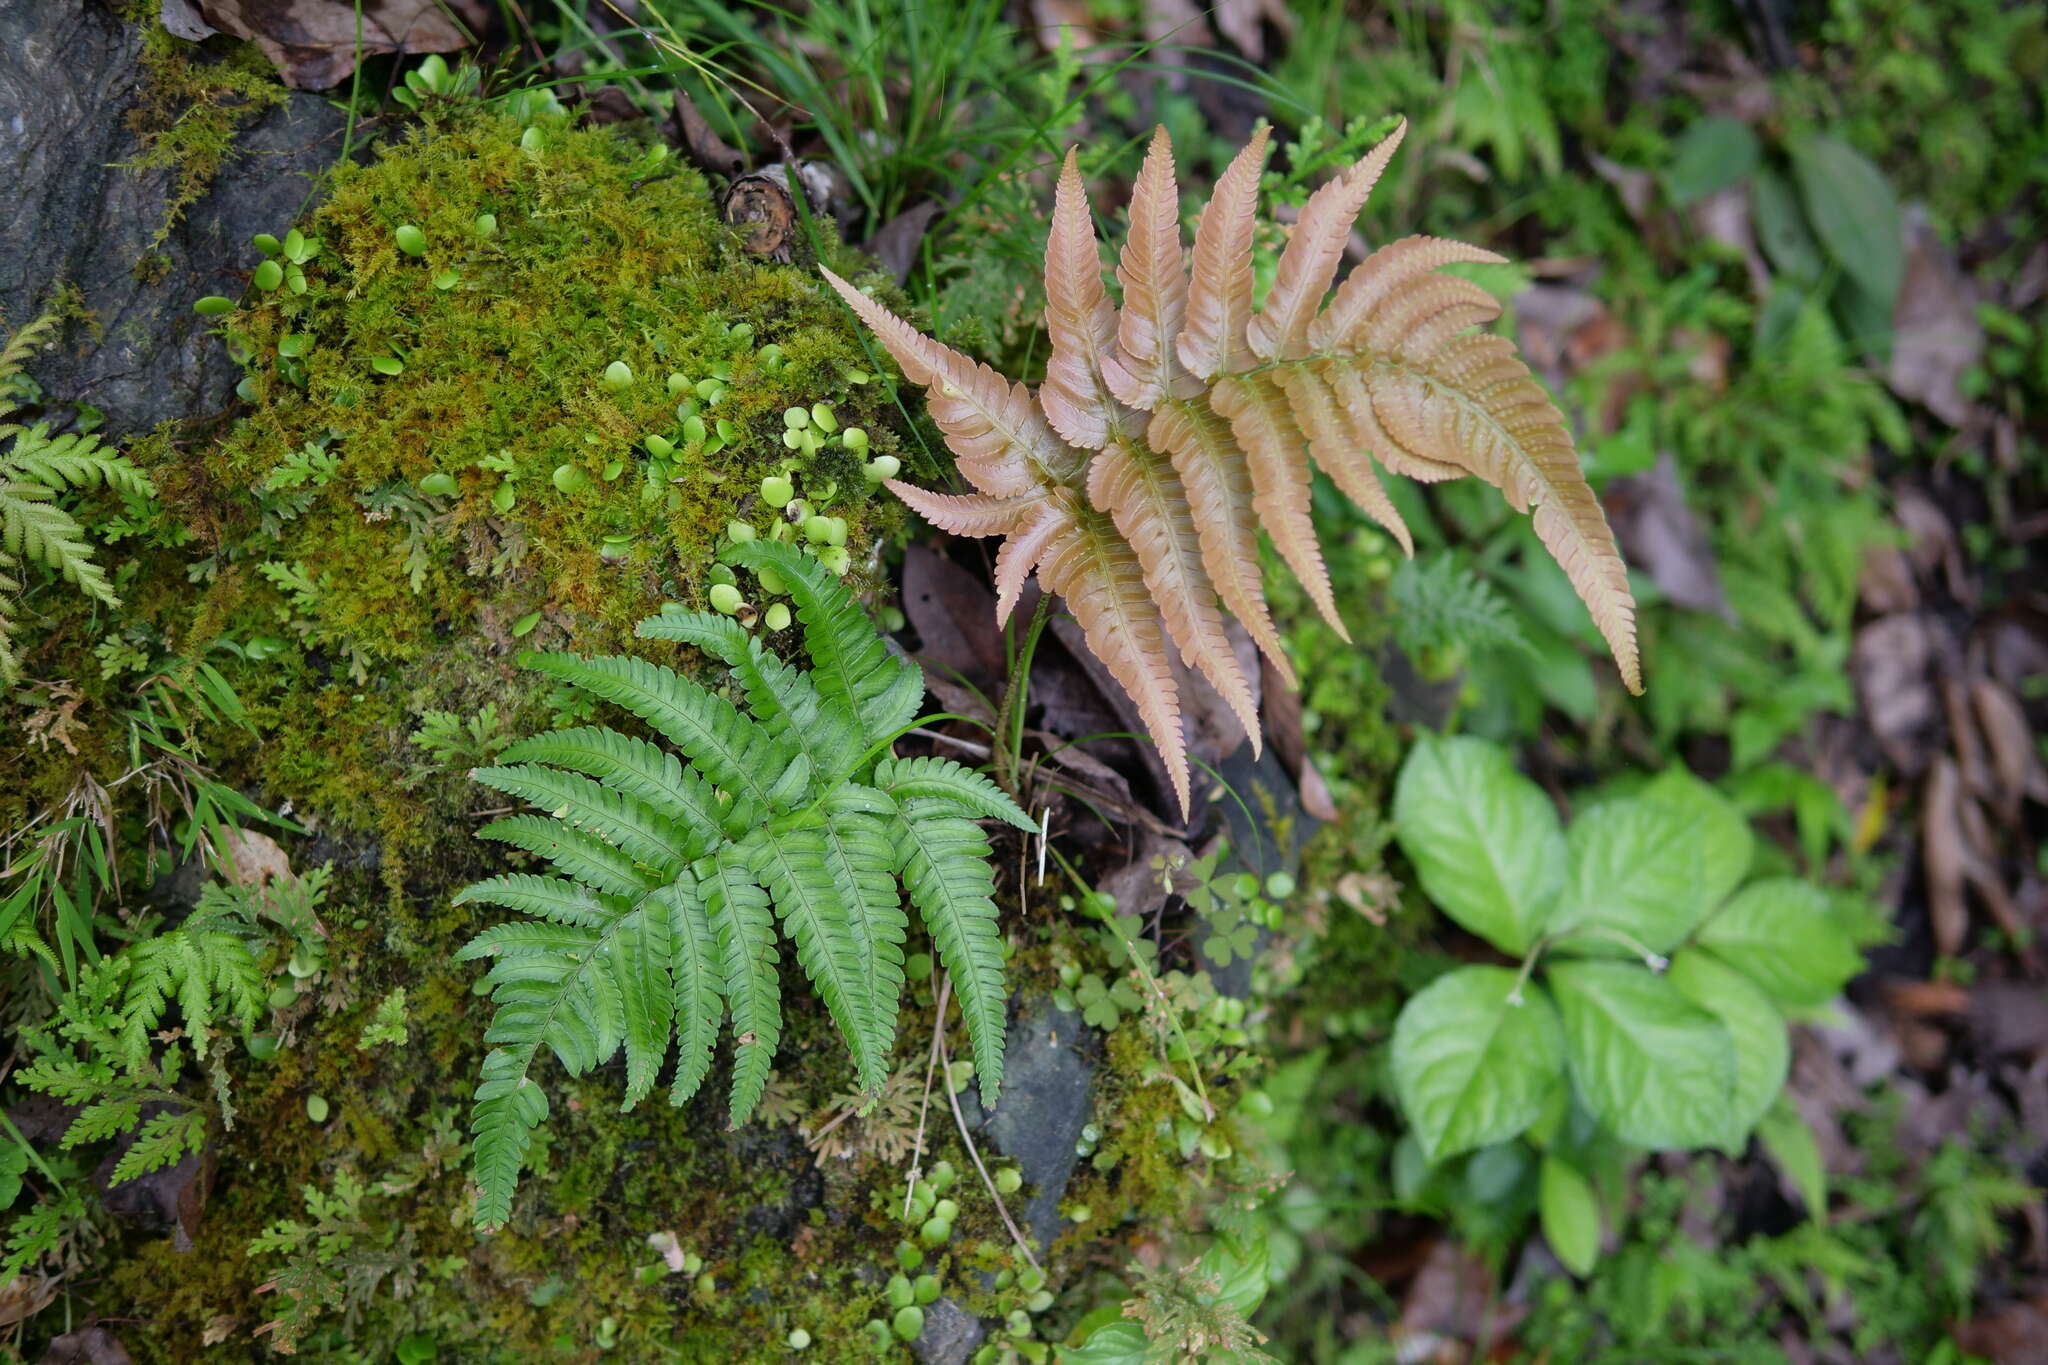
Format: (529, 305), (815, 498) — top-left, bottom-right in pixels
(203, 104), (904, 673)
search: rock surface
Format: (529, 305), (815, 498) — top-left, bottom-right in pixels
(980, 997), (1097, 1249)
(0, 2), (344, 433)
(911, 1297), (986, 1365)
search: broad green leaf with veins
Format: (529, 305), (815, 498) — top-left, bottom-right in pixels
(1390, 964), (1567, 1161)
(1393, 734), (1565, 955)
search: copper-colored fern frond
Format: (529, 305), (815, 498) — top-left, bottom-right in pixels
(826, 120), (1640, 818)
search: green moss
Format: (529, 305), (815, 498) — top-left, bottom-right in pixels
(121, 2), (290, 256)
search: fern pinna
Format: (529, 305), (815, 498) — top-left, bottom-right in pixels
(823, 122), (1639, 814)
(454, 539), (1033, 1229)
(0, 303), (153, 682)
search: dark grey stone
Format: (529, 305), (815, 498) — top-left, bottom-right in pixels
(0, 2), (346, 433)
(980, 996), (1096, 1249)
(911, 1296), (985, 1365)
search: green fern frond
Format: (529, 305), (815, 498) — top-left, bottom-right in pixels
(454, 573), (1020, 1228)
(699, 850), (781, 1125)
(726, 540), (923, 747)
(471, 763), (699, 875)
(476, 816), (656, 898)
(894, 801), (1010, 1107)
(817, 808), (909, 1076)
(0, 358), (155, 679)
(498, 727), (729, 844)
(653, 880), (719, 1108)
(452, 872), (629, 926)
(743, 824), (887, 1093)
(518, 650), (812, 813)
(638, 605), (864, 781)
(875, 756), (1039, 831)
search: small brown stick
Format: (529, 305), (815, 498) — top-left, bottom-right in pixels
(937, 977), (1042, 1274)
(902, 975), (951, 1220)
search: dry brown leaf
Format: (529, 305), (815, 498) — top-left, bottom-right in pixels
(40, 1328), (134, 1365)
(1889, 208), (1985, 429)
(0, 1274), (57, 1329)
(1924, 756), (1975, 957)
(1605, 452), (1732, 618)
(220, 827), (292, 886)
(1853, 614), (1941, 774)
(1260, 654), (1338, 822)
(195, 0), (483, 91)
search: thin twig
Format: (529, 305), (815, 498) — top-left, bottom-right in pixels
(902, 975), (951, 1220)
(905, 727), (992, 758)
(936, 976), (1041, 1274)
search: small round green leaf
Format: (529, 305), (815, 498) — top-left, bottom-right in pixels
(193, 295), (235, 315)
(252, 259), (284, 291)
(306, 1094), (330, 1123)
(394, 224), (428, 256)
(551, 463), (588, 494)
(602, 360), (633, 391)
(419, 472), (459, 497)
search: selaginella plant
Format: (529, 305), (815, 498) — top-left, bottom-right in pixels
(454, 540), (1033, 1229)
(823, 122), (1639, 814)
(0, 304), (154, 682)
(1386, 735), (1864, 1273)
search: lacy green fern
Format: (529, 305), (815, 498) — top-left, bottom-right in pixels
(455, 539), (1032, 1230)
(0, 304), (155, 682)
(14, 918), (264, 1189)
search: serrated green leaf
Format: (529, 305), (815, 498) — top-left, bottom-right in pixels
(1548, 960), (1736, 1151)
(1539, 1154), (1602, 1276)
(1667, 948), (1787, 1152)
(1790, 134), (1903, 308)
(894, 801), (1008, 1107)
(875, 756), (1035, 830)
(1388, 965), (1565, 1162)
(1696, 878), (1861, 1010)
(1393, 735), (1564, 955)
(1663, 116), (1759, 206)
(1756, 1095), (1827, 1222)
(1552, 766), (1747, 954)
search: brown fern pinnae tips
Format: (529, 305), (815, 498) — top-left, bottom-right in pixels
(1210, 372), (1349, 641)
(1146, 399), (1295, 688)
(1087, 437), (1262, 751)
(819, 266), (1080, 494)
(1038, 507), (1192, 819)
(1040, 148), (1133, 451)
(1104, 125), (1191, 413)
(1177, 127), (1270, 382)
(1310, 236), (1506, 354)
(1273, 364), (1414, 557)
(1249, 118), (1408, 364)
(881, 482), (1035, 538)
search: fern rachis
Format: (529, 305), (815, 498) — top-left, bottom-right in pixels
(824, 122), (1640, 813)
(454, 539), (1033, 1230)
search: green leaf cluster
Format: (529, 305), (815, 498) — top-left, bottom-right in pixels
(455, 540), (1032, 1229)
(1386, 735), (1866, 1272)
(0, 305), (155, 682)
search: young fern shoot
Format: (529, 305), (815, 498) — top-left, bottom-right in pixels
(453, 540), (1033, 1230)
(824, 122), (1639, 814)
